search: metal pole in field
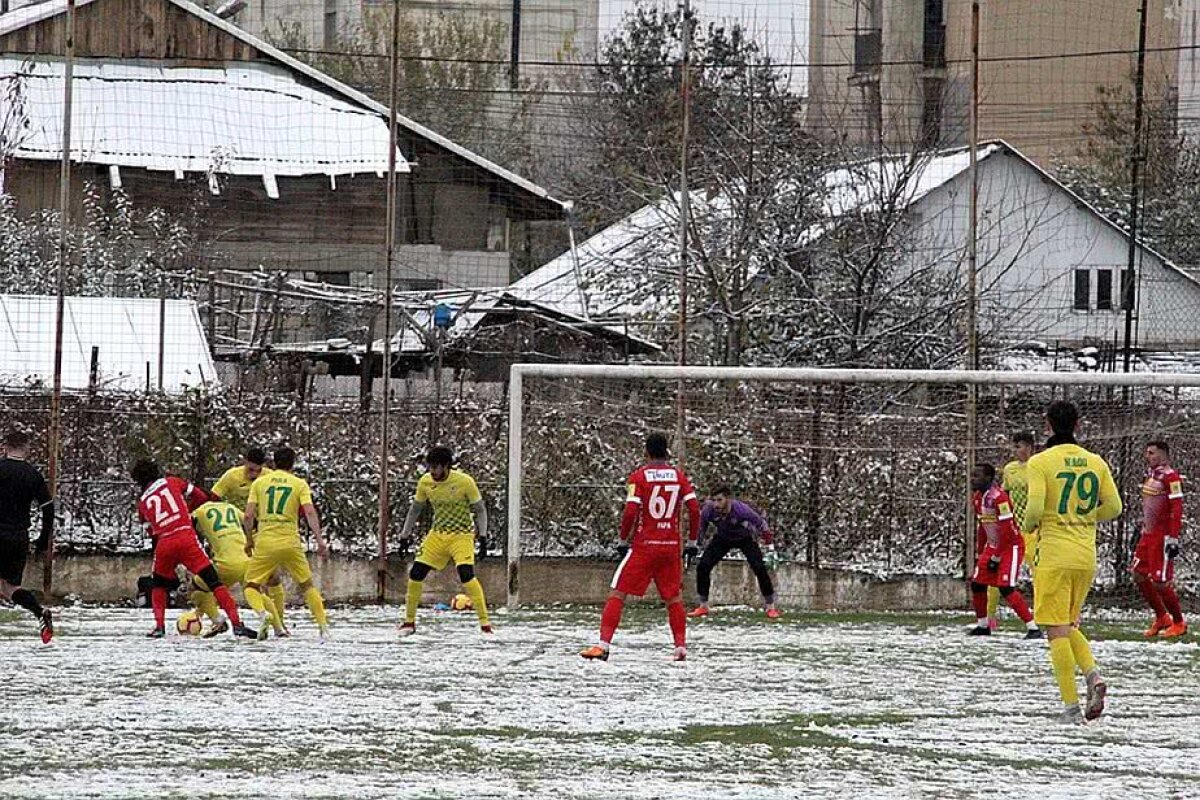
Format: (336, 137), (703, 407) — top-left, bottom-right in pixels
(506, 367), (523, 607)
(1121, 0), (1149, 373)
(963, 0), (980, 591)
(45, 0), (76, 596)
(674, 0), (692, 464)
(157, 276), (166, 392)
(376, 0), (402, 604)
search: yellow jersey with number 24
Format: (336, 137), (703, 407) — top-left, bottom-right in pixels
(192, 501), (247, 563)
(1023, 443), (1122, 571)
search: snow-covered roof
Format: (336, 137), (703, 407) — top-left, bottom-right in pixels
(0, 295), (216, 393)
(0, 0), (565, 211)
(1, 57), (409, 184)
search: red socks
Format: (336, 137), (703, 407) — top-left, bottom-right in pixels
(1161, 585), (1185, 624)
(213, 585), (243, 627)
(1005, 590), (1033, 624)
(667, 601), (687, 648)
(1138, 579), (1169, 619)
(151, 587), (167, 630)
(599, 596), (625, 644)
(971, 589), (988, 620)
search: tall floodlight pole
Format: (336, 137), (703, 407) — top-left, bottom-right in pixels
(376, 0), (402, 603)
(45, 0), (76, 596)
(963, 0), (981, 588)
(1122, 0), (1149, 373)
(675, 0), (693, 463)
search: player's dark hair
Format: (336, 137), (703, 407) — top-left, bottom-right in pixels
(245, 447), (267, 466)
(427, 447), (454, 467)
(710, 485), (732, 497)
(973, 462), (996, 481)
(1012, 431), (1035, 448)
(1046, 400), (1079, 436)
(274, 447), (297, 471)
(130, 459), (161, 489)
(1147, 439), (1170, 455)
(3, 430), (30, 450)
(645, 433), (669, 459)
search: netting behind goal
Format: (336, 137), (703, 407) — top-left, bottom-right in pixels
(508, 365), (1200, 607)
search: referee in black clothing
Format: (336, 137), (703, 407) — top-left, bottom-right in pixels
(0, 431), (55, 642)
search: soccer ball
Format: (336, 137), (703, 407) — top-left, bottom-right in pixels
(450, 593), (473, 611)
(176, 611), (204, 636)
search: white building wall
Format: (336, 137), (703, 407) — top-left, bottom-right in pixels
(902, 150), (1200, 348)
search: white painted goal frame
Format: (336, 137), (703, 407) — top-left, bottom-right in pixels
(505, 364), (1200, 607)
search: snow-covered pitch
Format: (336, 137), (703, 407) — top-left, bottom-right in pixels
(2, 605), (1198, 799)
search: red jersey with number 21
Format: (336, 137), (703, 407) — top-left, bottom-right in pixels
(138, 476), (205, 539)
(624, 464), (698, 547)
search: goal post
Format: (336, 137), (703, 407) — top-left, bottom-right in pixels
(506, 364), (1200, 608)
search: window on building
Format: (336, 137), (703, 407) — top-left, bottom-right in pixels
(1096, 269), (1113, 311)
(1121, 268), (1135, 310)
(1073, 269), (1090, 311)
(321, 272), (351, 287)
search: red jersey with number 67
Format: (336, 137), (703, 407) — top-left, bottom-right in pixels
(620, 463), (700, 547)
(138, 476), (207, 539)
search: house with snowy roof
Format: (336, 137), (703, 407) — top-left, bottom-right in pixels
(0, 0), (565, 291)
(512, 141), (1200, 359)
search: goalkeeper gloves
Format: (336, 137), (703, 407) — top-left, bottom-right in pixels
(683, 544), (699, 567)
(615, 542), (630, 561)
(1166, 537), (1181, 560)
(987, 555), (1001, 572)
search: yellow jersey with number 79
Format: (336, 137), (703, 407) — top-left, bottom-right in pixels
(1023, 443), (1122, 570)
(249, 471), (313, 541)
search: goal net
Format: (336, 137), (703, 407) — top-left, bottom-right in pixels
(505, 364), (1200, 609)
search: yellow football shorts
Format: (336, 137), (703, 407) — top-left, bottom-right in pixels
(1033, 566), (1094, 627)
(193, 557), (249, 591)
(415, 532), (476, 571)
(246, 536), (313, 585)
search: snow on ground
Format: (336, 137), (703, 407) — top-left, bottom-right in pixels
(1, 606), (1198, 799)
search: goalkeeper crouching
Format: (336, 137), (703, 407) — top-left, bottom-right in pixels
(689, 487), (780, 619)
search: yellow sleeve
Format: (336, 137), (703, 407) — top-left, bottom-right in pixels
(415, 477), (430, 503)
(212, 468), (234, 499)
(1096, 463), (1123, 522)
(1023, 457), (1046, 531)
(297, 478), (314, 509)
(246, 478), (263, 511)
(464, 475), (482, 505)
(232, 505), (246, 530)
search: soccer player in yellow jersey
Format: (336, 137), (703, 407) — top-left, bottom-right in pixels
(190, 499), (288, 638)
(210, 448), (290, 629)
(398, 447), (491, 637)
(986, 431), (1037, 628)
(1024, 401), (1122, 725)
(243, 447), (330, 642)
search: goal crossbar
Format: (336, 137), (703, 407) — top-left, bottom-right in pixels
(505, 364), (1200, 606)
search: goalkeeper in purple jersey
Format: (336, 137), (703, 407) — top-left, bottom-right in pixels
(689, 487), (780, 619)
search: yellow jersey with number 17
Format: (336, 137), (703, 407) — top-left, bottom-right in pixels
(249, 471), (313, 541)
(192, 501), (248, 563)
(1023, 443), (1122, 570)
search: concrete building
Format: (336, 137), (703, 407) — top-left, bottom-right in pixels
(806, 0), (1181, 159)
(0, 0), (565, 290)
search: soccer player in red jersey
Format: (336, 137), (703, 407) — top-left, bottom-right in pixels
(1131, 440), (1187, 638)
(581, 433), (700, 662)
(131, 460), (255, 640)
(967, 463), (1041, 639)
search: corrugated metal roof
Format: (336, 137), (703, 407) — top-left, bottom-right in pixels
(1, 57), (409, 179)
(0, 294), (216, 393)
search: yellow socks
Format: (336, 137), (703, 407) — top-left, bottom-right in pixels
(245, 586), (280, 630)
(303, 586), (328, 628)
(269, 583), (288, 630)
(191, 591), (220, 622)
(986, 586), (1001, 620)
(462, 578), (490, 627)
(405, 579), (424, 624)
(1049, 637), (1079, 705)
(1068, 628), (1097, 676)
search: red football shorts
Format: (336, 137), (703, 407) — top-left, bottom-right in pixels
(153, 531), (214, 579)
(611, 546), (683, 599)
(972, 541), (1024, 588)
(1131, 533), (1174, 583)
